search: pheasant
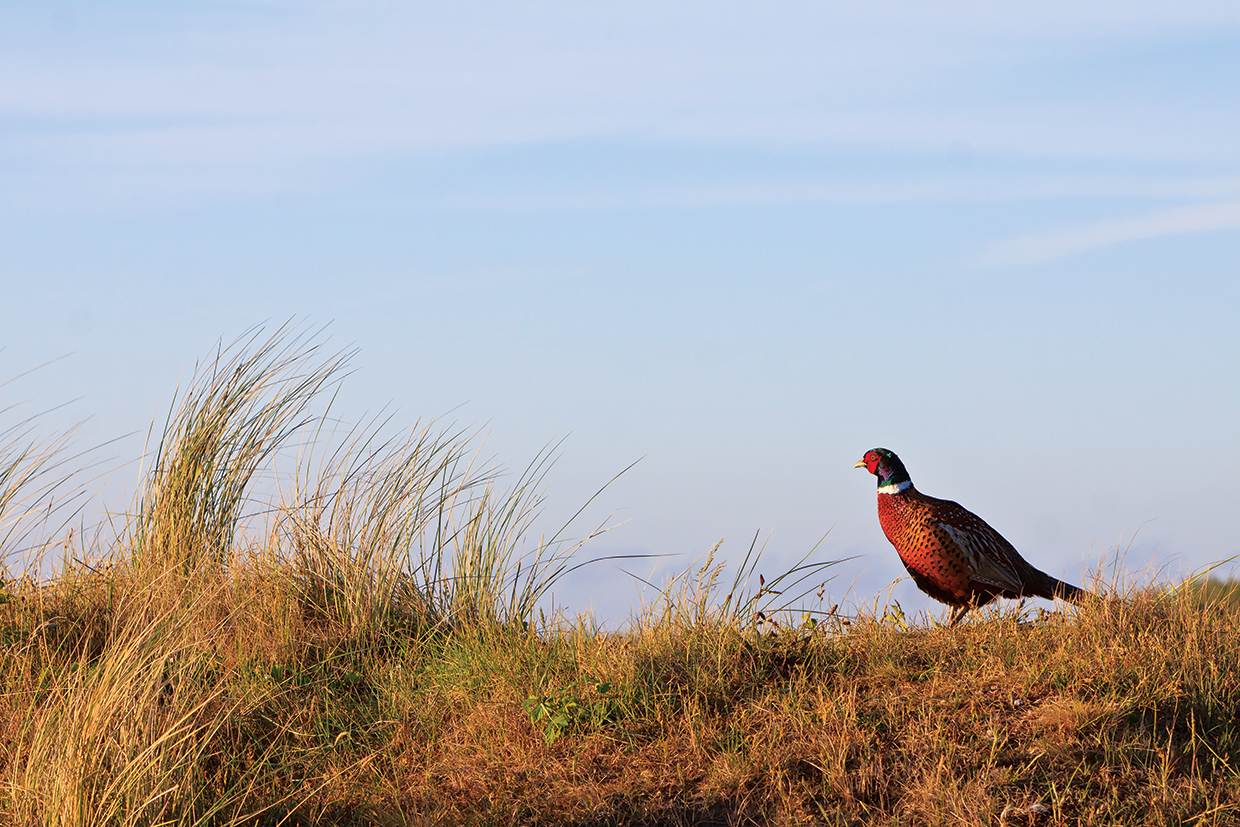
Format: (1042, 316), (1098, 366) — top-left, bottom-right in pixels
(854, 448), (1084, 625)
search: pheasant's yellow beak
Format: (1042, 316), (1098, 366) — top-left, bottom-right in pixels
(853, 458), (867, 469)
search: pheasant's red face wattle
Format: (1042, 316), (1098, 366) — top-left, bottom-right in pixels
(854, 450), (883, 475)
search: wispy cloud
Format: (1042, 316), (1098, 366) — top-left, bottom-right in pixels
(975, 201), (1240, 268)
(2, 2), (1239, 212)
(436, 172), (1240, 213)
(3, 3), (1239, 154)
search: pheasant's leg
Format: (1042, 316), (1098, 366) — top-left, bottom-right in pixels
(948, 604), (970, 627)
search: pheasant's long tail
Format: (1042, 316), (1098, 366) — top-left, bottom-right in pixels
(1050, 578), (1086, 604)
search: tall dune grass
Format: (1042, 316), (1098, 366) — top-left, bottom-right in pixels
(0, 360), (96, 574)
(0, 326), (630, 825)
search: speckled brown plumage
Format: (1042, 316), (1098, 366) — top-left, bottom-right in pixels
(855, 448), (1085, 625)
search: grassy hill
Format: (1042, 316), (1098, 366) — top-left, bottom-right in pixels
(2, 330), (1237, 826)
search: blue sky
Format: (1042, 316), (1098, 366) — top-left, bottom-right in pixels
(2, 1), (1238, 624)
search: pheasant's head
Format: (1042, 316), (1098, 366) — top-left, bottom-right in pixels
(854, 448), (912, 491)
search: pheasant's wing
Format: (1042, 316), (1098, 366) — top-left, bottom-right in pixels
(932, 501), (1027, 595)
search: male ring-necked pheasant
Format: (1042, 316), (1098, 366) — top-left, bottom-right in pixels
(855, 448), (1084, 625)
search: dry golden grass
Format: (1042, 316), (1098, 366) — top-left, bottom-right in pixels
(1, 327), (1238, 826)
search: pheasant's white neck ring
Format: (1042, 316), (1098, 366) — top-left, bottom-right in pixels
(877, 480), (912, 494)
